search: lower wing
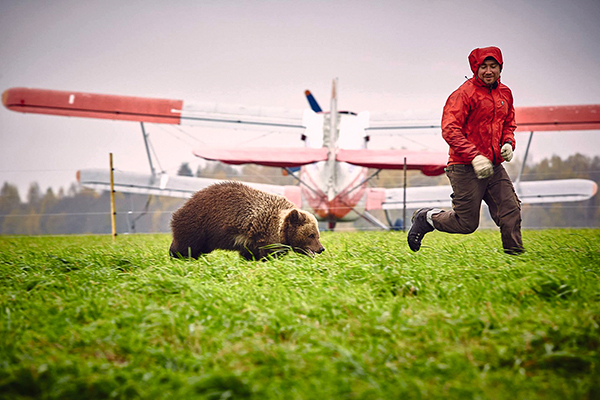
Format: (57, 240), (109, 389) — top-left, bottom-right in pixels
(77, 169), (302, 206)
(193, 147), (448, 175)
(193, 147), (328, 168)
(366, 179), (598, 210)
(515, 179), (598, 203)
(336, 149), (447, 176)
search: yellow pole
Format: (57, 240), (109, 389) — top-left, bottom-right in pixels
(109, 153), (117, 241)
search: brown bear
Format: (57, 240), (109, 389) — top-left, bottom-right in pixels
(169, 181), (325, 260)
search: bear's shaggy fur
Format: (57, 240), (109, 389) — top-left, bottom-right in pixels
(169, 181), (325, 260)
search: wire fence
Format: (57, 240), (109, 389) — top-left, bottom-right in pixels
(1, 203), (598, 235)
(1, 203), (599, 219)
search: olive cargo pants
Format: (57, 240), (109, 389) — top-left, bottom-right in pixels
(431, 163), (524, 254)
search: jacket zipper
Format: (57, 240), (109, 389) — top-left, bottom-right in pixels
(489, 86), (497, 164)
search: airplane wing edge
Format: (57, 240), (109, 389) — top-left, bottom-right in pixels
(77, 168), (302, 206)
(193, 147), (329, 168)
(366, 178), (597, 211)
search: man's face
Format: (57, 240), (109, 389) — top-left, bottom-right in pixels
(477, 59), (501, 86)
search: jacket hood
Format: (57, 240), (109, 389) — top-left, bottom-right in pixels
(468, 46), (503, 74)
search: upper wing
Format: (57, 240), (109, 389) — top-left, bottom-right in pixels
(366, 179), (598, 210)
(337, 149), (447, 176)
(366, 105), (600, 132)
(2, 87), (306, 129)
(366, 110), (440, 130)
(78, 168), (302, 206)
(193, 147), (329, 168)
(515, 105), (600, 131)
(7, 88), (599, 132)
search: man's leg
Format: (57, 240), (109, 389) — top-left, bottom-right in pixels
(431, 164), (487, 234)
(483, 165), (524, 254)
(408, 164), (486, 252)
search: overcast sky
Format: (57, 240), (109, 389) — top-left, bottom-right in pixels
(1, 0), (599, 198)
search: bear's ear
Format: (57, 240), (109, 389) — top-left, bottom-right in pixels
(288, 209), (302, 226)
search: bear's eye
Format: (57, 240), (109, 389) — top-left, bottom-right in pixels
(308, 233), (316, 239)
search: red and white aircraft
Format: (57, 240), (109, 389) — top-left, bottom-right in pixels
(3, 82), (599, 230)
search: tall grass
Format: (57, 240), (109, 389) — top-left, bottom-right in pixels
(1, 229), (599, 399)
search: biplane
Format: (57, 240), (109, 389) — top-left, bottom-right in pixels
(3, 81), (598, 230)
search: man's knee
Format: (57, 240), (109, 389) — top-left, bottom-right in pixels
(452, 210), (479, 233)
(460, 220), (479, 234)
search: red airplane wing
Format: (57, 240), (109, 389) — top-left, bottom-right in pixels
(336, 149), (447, 176)
(2, 87), (183, 124)
(193, 147), (329, 168)
(515, 104), (600, 131)
(5, 87), (599, 132)
(2, 87), (305, 128)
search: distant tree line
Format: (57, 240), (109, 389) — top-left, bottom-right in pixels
(0, 181), (183, 235)
(1, 155), (599, 235)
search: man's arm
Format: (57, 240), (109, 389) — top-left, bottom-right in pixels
(441, 90), (479, 162)
(501, 90), (517, 149)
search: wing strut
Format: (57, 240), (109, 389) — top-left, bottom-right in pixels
(515, 131), (534, 191)
(344, 169), (382, 197)
(403, 157), (407, 232)
(361, 211), (390, 230)
(140, 122), (157, 177)
(326, 78), (339, 201)
(131, 122), (163, 233)
(283, 167), (321, 196)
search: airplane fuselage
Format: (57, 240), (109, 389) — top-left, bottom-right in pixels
(299, 108), (371, 226)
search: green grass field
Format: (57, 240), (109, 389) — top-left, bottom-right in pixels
(1, 229), (599, 399)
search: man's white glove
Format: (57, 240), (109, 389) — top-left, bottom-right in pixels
(472, 155), (493, 179)
(501, 143), (513, 162)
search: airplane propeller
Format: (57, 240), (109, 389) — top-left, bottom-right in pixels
(304, 90), (323, 113)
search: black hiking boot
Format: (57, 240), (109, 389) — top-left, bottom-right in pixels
(407, 208), (434, 252)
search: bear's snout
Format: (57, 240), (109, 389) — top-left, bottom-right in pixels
(305, 243), (325, 257)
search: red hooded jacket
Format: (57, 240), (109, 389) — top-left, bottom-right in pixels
(441, 46), (517, 166)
